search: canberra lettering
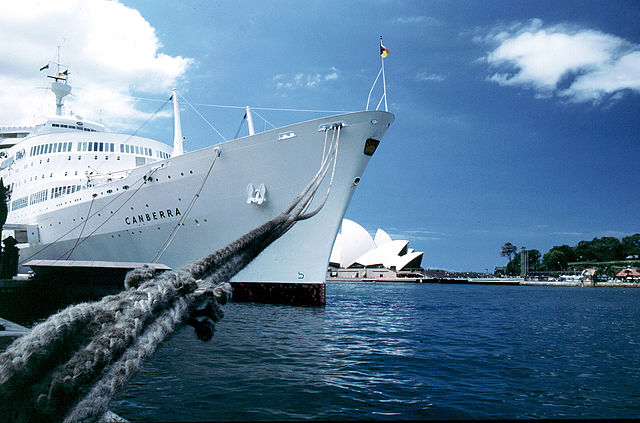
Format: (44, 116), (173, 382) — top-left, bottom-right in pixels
(125, 208), (182, 225)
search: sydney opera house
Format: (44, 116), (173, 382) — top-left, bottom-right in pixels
(328, 219), (423, 279)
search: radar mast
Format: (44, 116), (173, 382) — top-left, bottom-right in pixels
(42, 46), (71, 116)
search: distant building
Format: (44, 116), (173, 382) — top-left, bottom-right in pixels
(581, 268), (597, 282)
(616, 267), (640, 282)
(329, 219), (423, 275)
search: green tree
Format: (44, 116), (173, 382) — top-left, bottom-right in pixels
(622, 234), (640, 257)
(506, 253), (521, 276)
(501, 242), (518, 262)
(542, 249), (568, 271)
(527, 249), (541, 271)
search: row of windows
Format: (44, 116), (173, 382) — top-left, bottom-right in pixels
(78, 141), (115, 153)
(51, 123), (98, 132)
(52, 185), (83, 199)
(121, 144), (152, 157)
(11, 196), (28, 211)
(10, 184), (85, 211)
(28, 141), (170, 158)
(30, 142), (73, 156)
(29, 189), (48, 205)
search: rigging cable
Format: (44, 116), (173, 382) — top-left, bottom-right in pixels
(119, 96), (172, 146)
(178, 92), (227, 141)
(151, 148), (220, 263)
(19, 167), (159, 265)
(54, 167), (163, 261)
(64, 193), (97, 259)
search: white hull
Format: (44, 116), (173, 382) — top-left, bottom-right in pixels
(13, 111), (394, 285)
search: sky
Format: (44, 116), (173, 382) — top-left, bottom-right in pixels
(1, 0), (639, 272)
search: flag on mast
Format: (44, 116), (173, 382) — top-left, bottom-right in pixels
(380, 37), (389, 58)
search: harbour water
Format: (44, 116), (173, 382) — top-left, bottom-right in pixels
(101, 282), (640, 420)
(2, 281), (640, 420)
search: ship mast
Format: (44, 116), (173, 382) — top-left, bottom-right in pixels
(171, 88), (184, 157)
(44, 47), (71, 116)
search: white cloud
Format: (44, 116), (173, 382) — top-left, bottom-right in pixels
(484, 19), (640, 103)
(393, 16), (440, 26)
(416, 71), (446, 82)
(0, 0), (193, 129)
(274, 67), (340, 90)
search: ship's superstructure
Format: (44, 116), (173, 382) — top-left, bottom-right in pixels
(0, 62), (394, 304)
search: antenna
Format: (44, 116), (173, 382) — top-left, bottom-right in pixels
(42, 46), (71, 116)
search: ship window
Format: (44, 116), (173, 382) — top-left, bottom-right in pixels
(88, 142), (93, 152)
(135, 146), (139, 154)
(117, 156), (120, 160)
(105, 155), (108, 160)
(94, 155), (98, 160)
(82, 142), (87, 151)
(125, 145), (129, 153)
(99, 142), (104, 152)
(58, 142), (63, 152)
(110, 143), (114, 152)
(61, 124), (68, 128)
(120, 144), (124, 153)
(77, 142), (81, 151)
(52, 123), (60, 127)
(69, 126), (76, 130)
(52, 144), (57, 153)
(68, 156), (71, 160)
(93, 142), (99, 151)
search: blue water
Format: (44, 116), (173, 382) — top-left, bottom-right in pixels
(110, 282), (640, 420)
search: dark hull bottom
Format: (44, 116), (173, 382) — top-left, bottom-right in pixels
(229, 282), (326, 306)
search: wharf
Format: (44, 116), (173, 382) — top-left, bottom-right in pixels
(328, 276), (521, 285)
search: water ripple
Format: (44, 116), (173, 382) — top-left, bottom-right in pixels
(112, 283), (640, 420)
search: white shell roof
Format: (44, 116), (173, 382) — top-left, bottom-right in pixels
(374, 228), (393, 246)
(330, 219), (423, 270)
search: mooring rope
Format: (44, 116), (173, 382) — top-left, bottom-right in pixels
(0, 125), (343, 423)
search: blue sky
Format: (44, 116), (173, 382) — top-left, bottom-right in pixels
(2, 0), (639, 271)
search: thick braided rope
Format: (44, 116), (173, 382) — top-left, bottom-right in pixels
(63, 295), (191, 422)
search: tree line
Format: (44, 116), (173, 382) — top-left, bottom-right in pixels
(497, 234), (640, 276)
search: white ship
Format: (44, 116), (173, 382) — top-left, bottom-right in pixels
(0, 64), (394, 304)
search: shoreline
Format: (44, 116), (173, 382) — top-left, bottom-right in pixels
(328, 277), (640, 288)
